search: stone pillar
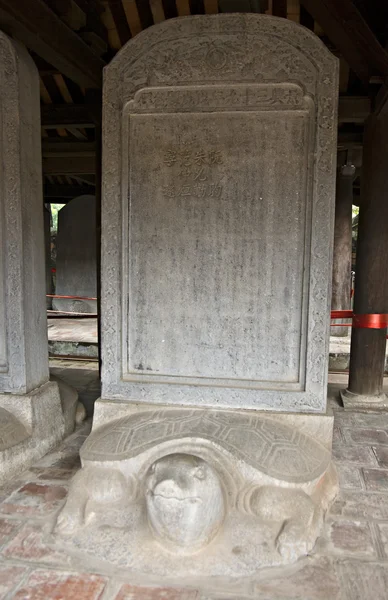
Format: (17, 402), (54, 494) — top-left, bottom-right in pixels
(53, 195), (97, 313)
(342, 113), (388, 410)
(55, 15), (339, 577)
(330, 162), (355, 336)
(0, 32), (67, 483)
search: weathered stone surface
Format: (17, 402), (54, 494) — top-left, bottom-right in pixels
(252, 557), (342, 599)
(0, 32), (48, 394)
(53, 195), (97, 313)
(0, 382), (65, 485)
(101, 14), (338, 412)
(51, 374), (81, 436)
(336, 560), (388, 600)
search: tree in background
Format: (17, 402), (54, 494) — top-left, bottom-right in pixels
(50, 204), (65, 233)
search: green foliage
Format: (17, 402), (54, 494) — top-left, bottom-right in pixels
(50, 204), (65, 233)
(352, 205), (359, 219)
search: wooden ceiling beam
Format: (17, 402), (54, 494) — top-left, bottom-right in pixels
(42, 156), (96, 174)
(162, 0), (178, 19)
(44, 183), (96, 200)
(299, 5), (314, 31)
(0, 0), (105, 88)
(108, 0), (132, 46)
(135, 0), (154, 30)
(41, 104), (97, 128)
(300, 0), (388, 85)
(189, 0), (205, 15)
(42, 140), (96, 156)
(272, 0), (287, 18)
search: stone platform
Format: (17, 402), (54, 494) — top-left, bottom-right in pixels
(0, 369), (387, 599)
(48, 319), (98, 359)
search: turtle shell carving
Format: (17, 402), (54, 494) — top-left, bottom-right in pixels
(81, 409), (330, 483)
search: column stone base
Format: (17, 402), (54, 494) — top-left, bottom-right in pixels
(0, 380), (73, 484)
(341, 388), (388, 412)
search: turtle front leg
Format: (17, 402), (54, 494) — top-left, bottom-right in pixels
(276, 507), (321, 562)
(249, 486), (318, 562)
(55, 465), (130, 535)
(55, 468), (91, 535)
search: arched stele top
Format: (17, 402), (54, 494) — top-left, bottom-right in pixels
(104, 14), (336, 99)
(101, 15), (339, 413)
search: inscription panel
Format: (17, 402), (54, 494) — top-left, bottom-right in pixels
(127, 102), (311, 385)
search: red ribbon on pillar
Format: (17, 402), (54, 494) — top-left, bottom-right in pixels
(330, 310), (388, 331)
(352, 313), (388, 329)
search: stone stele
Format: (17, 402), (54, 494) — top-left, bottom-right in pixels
(55, 14), (339, 578)
(53, 195), (97, 313)
(0, 32), (77, 483)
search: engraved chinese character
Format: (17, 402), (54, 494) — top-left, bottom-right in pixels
(181, 149), (192, 166)
(164, 150), (177, 167)
(193, 183), (207, 198)
(179, 166), (192, 178)
(193, 166), (207, 182)
(208, 150), (223, 165)
(180, 185), (191, 197)
(214, 185), (223, 198)
(194, 150), (207, 166)
(162, 185), (175, 198)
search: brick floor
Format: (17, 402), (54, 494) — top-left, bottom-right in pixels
(114, 584), (199, 599)
(0, 564), (27, 599)
(13, 570), (107, 600)
(0, 369), (388, 599)
(0, 483), (67, 517)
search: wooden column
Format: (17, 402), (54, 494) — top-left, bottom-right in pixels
(331, 162), (355, 336)
(344, 113), (388, 404)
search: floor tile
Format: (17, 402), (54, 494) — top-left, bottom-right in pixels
(0, 483), (67, 516)
(115, 584), (199, 599)
(2, 523), (71, 565)
(372, 446), (388, 468)
(330, 491), (388, 521)
(332, 444), (377, 465)
(0, 565), (27, 600)
(362, 468), (388, 492)
(324, 520), (376, 557)
(336, 560), (388, 600)
(342, 428), (388, 446)
(0, 517), (21, 548)
(252, 557), (341, 599)
(13, 569), (107, 600)
(336, 464), (363, 490)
